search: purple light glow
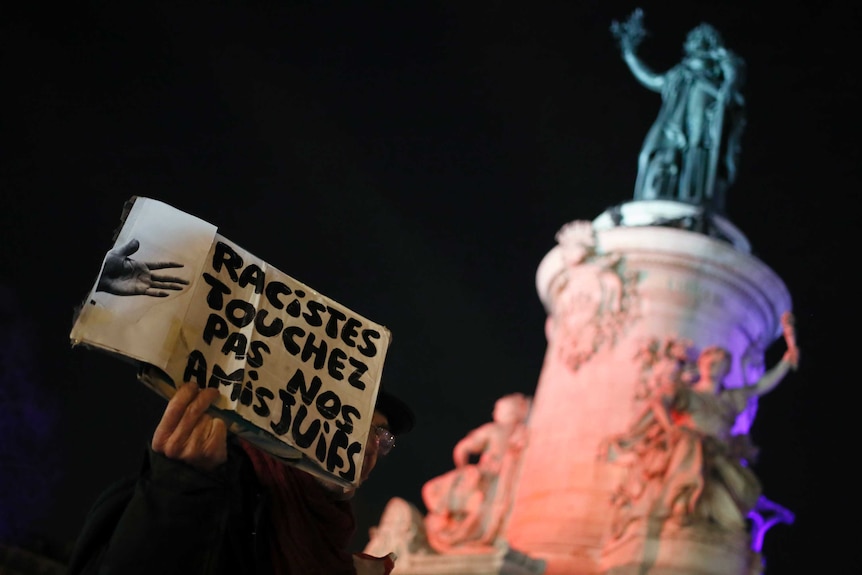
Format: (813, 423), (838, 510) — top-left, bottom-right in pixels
(0, 286), (61, 544)
(747, 495), (795, 553)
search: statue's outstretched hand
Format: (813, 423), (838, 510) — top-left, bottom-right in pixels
(610, 8), (646, 53)
(783, 346), (800, 370)
(780, 311), (800, 370)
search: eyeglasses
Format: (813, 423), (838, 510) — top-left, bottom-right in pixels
(371, 424), (396, 457)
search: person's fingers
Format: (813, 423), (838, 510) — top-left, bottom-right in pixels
(165, 386), (221, 447)
(156, 386), (227, 469)
(152, 382), (201, 451)
(151, 383), (230, 470)
(182, 409), (228, 470)
(207, 417), (228, 451)
(153, 384), (219, 447)
(201, 415), (228, 468)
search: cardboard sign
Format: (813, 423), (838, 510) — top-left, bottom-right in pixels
(70, 196), (391, 488)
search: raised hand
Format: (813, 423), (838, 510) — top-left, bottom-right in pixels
(97, 238), (189, 297)
(151, 382), (228, 471)
(610, 8), (646, 53)
(780, 311), (800, 369)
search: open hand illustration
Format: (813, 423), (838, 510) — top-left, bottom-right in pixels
(96, 238), (189, 297)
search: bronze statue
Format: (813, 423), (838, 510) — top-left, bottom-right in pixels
(612, 9), (746, 216)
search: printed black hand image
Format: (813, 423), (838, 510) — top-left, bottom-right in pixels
(96, 238), (189, 297)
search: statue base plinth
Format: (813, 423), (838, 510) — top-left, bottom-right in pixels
(598, 520), (762, 575)
(383, 545), (546, 575)
(364, 498), (547, 575)
(593, 200), (751, 253)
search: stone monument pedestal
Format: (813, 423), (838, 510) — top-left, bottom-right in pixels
(598, 519), (762, 575)
(367, 201), (793, 575)
(502, 203), (790, 574)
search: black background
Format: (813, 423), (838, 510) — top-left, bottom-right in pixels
(2, 2), (857, 573)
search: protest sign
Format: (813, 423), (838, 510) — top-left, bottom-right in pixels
(70, 196), (391, 488)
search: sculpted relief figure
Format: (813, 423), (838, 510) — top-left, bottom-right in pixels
(364, 496), (435, 561)
(600, 313), (799, 539)
(421, 393), (532, 553)
(612, 9), (746, 216)
(633, 336), (696, 400)
(549, 222), (642, 372)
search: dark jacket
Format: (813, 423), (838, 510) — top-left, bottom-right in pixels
(67, 440), (273, 575)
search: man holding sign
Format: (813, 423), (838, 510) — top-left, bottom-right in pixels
(67, 197), (415, 574)
(67, 380), (414, 575)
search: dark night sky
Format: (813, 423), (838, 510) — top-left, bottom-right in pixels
(1, 1), (858, 573)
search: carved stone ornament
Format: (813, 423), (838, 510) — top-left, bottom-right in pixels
(548, 222), (641, 372)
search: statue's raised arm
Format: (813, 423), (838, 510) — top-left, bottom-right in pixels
(612, 10), (746, 215)
(611, 8), (663, 91)
(738, 311), (800, 400)
(781, 311), (799, 368)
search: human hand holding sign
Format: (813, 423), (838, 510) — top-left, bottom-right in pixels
(151, 382), (228, 471)
(97, 238), (189, 297)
